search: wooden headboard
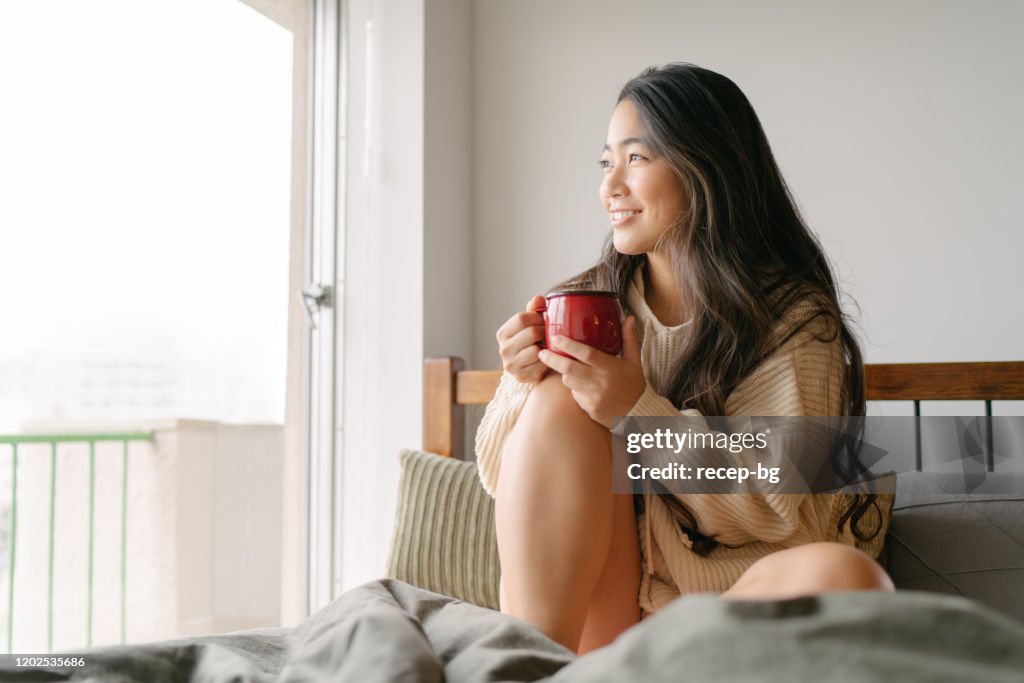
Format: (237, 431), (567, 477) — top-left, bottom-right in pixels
(423, 358), (1024, 460)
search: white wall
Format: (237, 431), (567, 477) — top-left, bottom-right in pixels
(338, 0), (473, 593)
(339, 0), (423, 595)
(425, 0), (474, 363)
(471, 0), (1024, 368)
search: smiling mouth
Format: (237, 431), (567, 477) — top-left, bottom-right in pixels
(610, 209), (641, 224)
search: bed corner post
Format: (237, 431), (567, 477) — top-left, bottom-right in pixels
(424, 356), (466, 458)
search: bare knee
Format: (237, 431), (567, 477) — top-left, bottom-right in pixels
(727, 542), (893, 600)
(801, 542), (894, 593)
(503, 373), (605, 461)
(497, 372), (613, 500)
(527, 372), (590, 423)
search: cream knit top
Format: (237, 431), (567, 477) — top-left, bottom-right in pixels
(475, 268), (891, 616)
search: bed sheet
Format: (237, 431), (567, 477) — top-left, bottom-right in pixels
(3, 579), (1023, 682)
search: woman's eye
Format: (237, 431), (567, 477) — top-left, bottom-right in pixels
(598, 159), (612, 169)
(629, 153), (647, 163)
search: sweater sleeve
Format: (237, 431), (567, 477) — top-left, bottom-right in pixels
(628, 382), (686, 418)
(626, 322), (845, 546)
(475, 371), (537, 497)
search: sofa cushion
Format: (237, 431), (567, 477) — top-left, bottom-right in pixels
(883, 471), (1024, 621)
(386, 449), (500, 610)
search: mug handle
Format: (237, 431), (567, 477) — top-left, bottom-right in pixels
(534, 302), (548, 349)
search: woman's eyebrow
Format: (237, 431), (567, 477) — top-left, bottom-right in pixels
(602, 136), (652, 152)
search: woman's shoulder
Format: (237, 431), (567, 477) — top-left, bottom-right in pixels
(770, 292), (843, 354)
(726, 294), (846, 415)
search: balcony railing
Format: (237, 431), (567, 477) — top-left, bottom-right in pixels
(0, 421), (284, 654)
(0, 432), (152, 654)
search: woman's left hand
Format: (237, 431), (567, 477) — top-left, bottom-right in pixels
(538, 316), (646, 428)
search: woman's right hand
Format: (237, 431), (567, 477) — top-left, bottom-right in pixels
(496, 295), (548, 384)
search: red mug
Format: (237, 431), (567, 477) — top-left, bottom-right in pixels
(537, 290), (623, 358)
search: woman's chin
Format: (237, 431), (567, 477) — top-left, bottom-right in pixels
(611, 234), (646, 256)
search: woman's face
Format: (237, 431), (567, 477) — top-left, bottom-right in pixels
(599, 100), (687, 256)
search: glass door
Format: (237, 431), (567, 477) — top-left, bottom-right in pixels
(0, 0), (306, 651)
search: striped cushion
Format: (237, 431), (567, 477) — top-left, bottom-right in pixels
(386, 449), (501, 609)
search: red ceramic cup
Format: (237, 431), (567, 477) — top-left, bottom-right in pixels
(538, 290), (623, 358)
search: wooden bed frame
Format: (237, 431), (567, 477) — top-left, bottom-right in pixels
(423, 358), (1024, 460)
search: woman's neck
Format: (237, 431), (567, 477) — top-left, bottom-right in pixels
(643, 254), (688, 327)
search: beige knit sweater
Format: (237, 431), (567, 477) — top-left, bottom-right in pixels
(475, 268), (891, 616)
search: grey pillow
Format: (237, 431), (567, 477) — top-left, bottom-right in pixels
(883, 471), (1024, 622)
(386, 449), (501, 609)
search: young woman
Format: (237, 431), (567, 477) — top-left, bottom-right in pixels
(475, 63), (893, 655)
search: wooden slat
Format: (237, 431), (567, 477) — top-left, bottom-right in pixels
(450, 363), (1024, 405)
(456, 370), (502, 406)
(865, 362), (1024, 401)
(423, 357), (465, 458)
(425, 357), (1024, 455)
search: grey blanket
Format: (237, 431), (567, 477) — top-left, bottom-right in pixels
(4, 580), (1024, 682)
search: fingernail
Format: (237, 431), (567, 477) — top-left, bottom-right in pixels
(538, 349), (548, 361)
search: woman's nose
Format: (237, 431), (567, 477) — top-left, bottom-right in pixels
(601, 166), (628, 199)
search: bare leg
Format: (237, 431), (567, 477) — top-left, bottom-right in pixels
(495, 374), (640, 653)
(577, 490), (641, 655)
(722, 542), (894, 600)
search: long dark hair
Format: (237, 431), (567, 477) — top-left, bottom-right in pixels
(560, 63), (880, 556)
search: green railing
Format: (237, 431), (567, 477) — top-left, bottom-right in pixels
(0, 432), (153, 654)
